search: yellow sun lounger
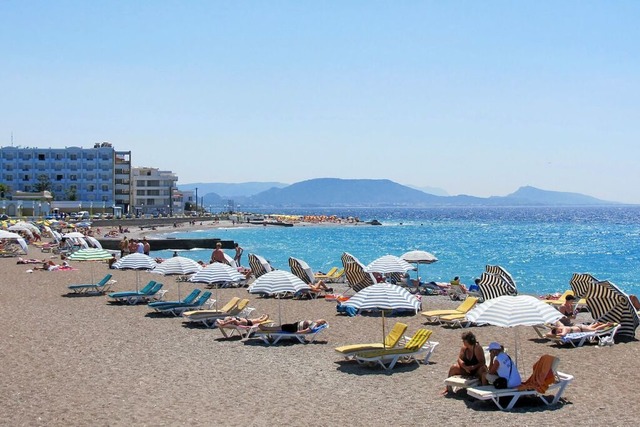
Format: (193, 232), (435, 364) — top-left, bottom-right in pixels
(421, 297), (478, 323)
(334, 322), (408, 359)
(354, 329), (438, 370)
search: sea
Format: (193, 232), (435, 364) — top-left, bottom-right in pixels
(151, 206), (640, 296)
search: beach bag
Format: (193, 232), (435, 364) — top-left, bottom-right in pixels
(493, 377), (508, 389)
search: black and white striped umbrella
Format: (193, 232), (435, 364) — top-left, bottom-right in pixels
(289, 257), (315, 284)
(189, 262), (243, 284)
(466, 295), (563, 327)
(248, 253), (273, 279)
(112, 253), (158, 291)
(478, 268), (517, 301)
(341, 252), (376, 292)
(485, 265), (517, 293)
(584, 280), (639, 338)
(365, 255), (415, 274)
(570, 273), (599, 299)
(153, 256), (202, 276)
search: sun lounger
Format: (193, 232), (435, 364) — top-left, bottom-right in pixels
(108, 281), (167, 304)
(335, 322), (408, 360)
(466, 355), (573, 411)
(182, 298), (253, 327)
(438, 312), (474, 328)
(314, 267), (338, 281)
(421, 297), (478, 323)
(218, 318), (274, 339)
(150, 291), (214, 316)
(67, 274), (115, 294)
(354, 329), (439, 370)
(543, 290), (587, 309)
(253, 323), (329, 345)
(549, 323), (620, 347)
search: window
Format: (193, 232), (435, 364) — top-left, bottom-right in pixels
(69, 154), (77, 161)
(101, 185), (109, 191)
(70, 174), (77, 181)
(38, 154), (46, 160)
(56, 175), (63, 181)
(23, 174), (29, 181)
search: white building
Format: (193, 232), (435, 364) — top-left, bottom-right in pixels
(132, 167), (178, 216)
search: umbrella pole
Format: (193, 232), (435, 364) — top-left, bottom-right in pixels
(382, 310), (386, 350)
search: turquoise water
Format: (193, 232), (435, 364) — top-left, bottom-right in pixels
(151, 207), (640, 296)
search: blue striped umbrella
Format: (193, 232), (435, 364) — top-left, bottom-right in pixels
(248, 270), (311, 324)
(189, 262), (243, 284)
(113, 253), (158, 291)
(365, 255), (415, 274)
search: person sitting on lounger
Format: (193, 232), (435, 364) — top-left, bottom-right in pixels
(557, 294), (577, 326)
(482, 342), (521, 387)
(549, 321), (615, 337)
(444, 331), (487, 394)
(258, 319), (327, 333)
(309, 280), (332, 293)
(216, 314), (270, 328)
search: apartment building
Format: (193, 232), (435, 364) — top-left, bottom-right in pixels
(132, 167), (179, 215)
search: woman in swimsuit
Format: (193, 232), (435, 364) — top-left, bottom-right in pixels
(444, 331), (487, 394)
(550, 321), (614, 337)
(258, 319), (327, 333)
(216, 314), (270, 328)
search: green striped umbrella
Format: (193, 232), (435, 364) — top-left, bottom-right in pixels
(68, 248), (114, 284)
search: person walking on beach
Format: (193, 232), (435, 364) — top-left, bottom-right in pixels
(143, 237), (150, 256)
(234, 243), (243, 266)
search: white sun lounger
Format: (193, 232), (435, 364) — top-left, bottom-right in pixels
(253, 323), (329, 345)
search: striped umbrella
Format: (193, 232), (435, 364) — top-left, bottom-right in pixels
(112, 253), (158, 291)
(341, 252), (376, 293)
(289, 257), (315, 284)
(248, 270), (311, 324)
(477, 271), (517, 301)
(189, 262), (243, 284)
(485, 265), (517, 293)
(68, 248), (114, 284)
(248, 253), (273, 279)
(584, 280), (639, 338)
(466, 295), (563, 372)
(343, 282), (421, 348)
(365, 255), (415, 274)
(154, 256), (202, 276)
(570, 273), (599, 299)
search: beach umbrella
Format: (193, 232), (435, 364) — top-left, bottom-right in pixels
(465, 295), (563, 372)
(68, 248), (114, 285)
(288, 257), (315, 284)
(112, 253), (158, 291)
(7, 225), (34, 239)
(477, 272), (517, 301)
(341, 252), (376, 293)
(63, 232), (86, 238)
(569, 273), (599, 299)
(12, 221), (40, 234)
(401, 250), (438, 283)
(583, 280), (639, 338)
(0, 230), (29, 254)
(485, 265), (517, 293)
(365, 255), (415, 274)
(343, 282), (421, 348)
(248, 270), (311, 324)
(248, 253), (273, 279)
(85, 236), (102, 249)
(188, 262), (242, 284)
(151, 256), (203, 301)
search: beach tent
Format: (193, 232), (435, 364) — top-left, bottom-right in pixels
(341, 252), (376, 293)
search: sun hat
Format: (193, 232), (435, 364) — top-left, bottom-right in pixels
(487, 342), (502, 351)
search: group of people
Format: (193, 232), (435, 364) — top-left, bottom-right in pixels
(444, 332), (521, 394)
(118, 236), (151, 258)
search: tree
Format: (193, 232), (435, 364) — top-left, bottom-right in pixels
(184, 201), (193, 211)
(34, 175), (52, 192)
(0, 183), (8, 199)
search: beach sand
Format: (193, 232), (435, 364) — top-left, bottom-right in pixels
(1, 227), (638, 426)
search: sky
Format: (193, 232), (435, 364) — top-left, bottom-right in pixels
(1, 1), (639, 203)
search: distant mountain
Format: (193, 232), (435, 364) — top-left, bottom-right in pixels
(181, 179), (622, 208)
(407, 185), (449, 197)
(502, 186), (618, 206)
(179, 182), (288, 198)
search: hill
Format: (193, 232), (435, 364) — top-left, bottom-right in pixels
(179, 182), (288, 198)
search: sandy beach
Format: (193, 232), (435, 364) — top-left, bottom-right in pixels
(1, 223), (638, 426)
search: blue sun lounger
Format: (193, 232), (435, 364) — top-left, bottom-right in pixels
(108, 281), (166, 304)
(149, 290), (214, 316)
(68, 274), (114, 294)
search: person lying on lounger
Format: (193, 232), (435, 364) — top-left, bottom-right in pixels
(258, 319), (327, 333)
(309, 280), (332, 293)
(215, 314), (270, 328)
(548, 321), (615, 337)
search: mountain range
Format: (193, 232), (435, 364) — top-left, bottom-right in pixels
(179, 178), (622, 208)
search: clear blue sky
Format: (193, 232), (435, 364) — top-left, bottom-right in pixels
(1, 1), (639, 203)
